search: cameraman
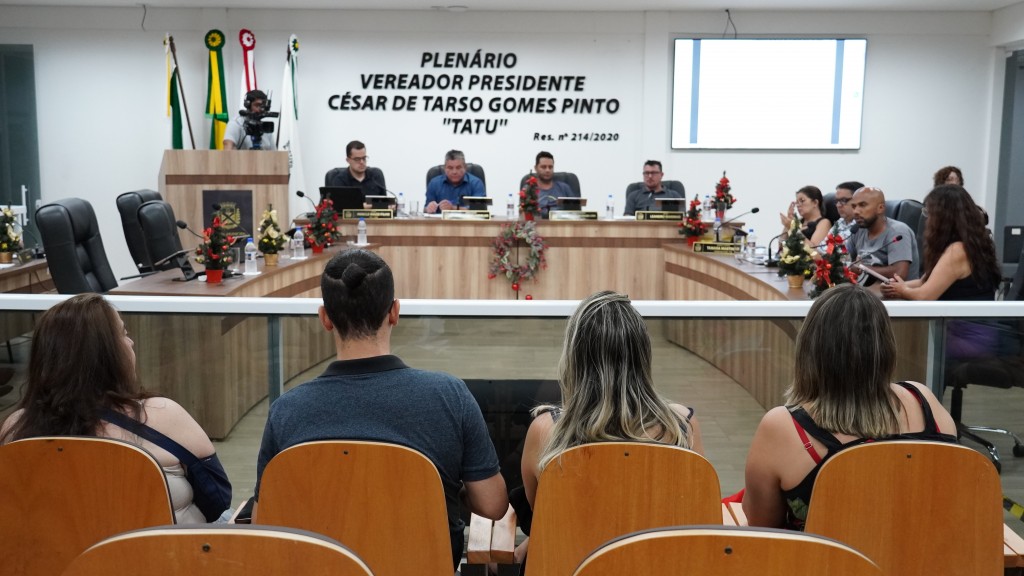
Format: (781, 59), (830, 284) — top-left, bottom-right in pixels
(223, 89), (277, 151)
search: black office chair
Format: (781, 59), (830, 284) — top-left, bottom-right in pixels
(137, 200), (198, 281)
(822, 192), (841, 225)
(945, 241), (1024, 472)
(36, 198), (118, 294)
(625, 180), (685, 198)
(893, 199), (925, 261)
(884, 198), (901, 219)
(325, 166), (385, 188)
(519, 172), (582, 198)
(425, 163), (486, 189)
(116, 189), (162, 274)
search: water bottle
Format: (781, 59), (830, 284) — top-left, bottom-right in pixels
(703, 194), (713, 214)
(357, 218), (368, 245)
(506, 193), (515, 219)
(605, 195), (615, 219)
(713, 215), (722, 242)
(292, 227), (305, 259)
(397, 192), (406, 217)
(244, 237), (258, 274)
(746, 228), (757, 260)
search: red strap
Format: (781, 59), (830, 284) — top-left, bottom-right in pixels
(791, 416), (823, 464)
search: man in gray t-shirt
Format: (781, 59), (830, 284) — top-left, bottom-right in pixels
(253, 250), (508, 569)
(846, 186), (920, 283)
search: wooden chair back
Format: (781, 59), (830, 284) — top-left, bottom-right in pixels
(61, 525), (374, 576)
(526, 442), (722, 576)
(255, 440), (450, 576)
(804, 441), (1003, 576)
(0, 436), (175, 576)
(573, 525), (881, 576)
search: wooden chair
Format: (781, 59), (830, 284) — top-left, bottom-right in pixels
(573, 525), (882, 576)
(804, 441), (1003, 576)
(526, 442), (722, 576)
(0, 436), (175, 576)
(255, 441), (450, 576)
(61, 524), (373, 576)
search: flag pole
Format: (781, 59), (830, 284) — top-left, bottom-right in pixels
(168, 35), (196, 150)
(276, 42), (289, 150)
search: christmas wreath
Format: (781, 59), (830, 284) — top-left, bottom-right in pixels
(488, 221), (547, 289)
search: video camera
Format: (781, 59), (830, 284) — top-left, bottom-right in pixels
(239, 107), (279, 139)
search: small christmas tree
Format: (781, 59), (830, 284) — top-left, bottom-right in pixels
(678, 198), (708, 238)
(256, 204), (288, 254)
(777, 216), (814, 278)
(714, 171), (736, 210)
(520, 176), (540, 220)
(810, 224), (859, 298)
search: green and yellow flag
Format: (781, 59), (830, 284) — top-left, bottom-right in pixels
(204, 29), (229, 149)
(165, 34), (183, 150)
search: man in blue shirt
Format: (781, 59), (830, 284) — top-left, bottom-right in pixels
(533, 151), (579, 218)
(425, 149), (485, 213)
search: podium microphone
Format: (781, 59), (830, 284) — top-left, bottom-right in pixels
(721, 207), (759, 229)
(212, 203), (251, 239)
(176, 220), (204, 240)
(296, 190), (318, 215)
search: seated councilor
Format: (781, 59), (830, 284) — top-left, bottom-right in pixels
(324, 140), (387, 197)
(425, 149), (485, 213)
(0, 294), (231, 523)
(742, 283), (956, 530)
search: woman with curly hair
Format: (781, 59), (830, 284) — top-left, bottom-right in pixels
(933, 165), (964, 187)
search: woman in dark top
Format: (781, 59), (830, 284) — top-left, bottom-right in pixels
(779, 185), (832, 248)
(742, 284), (957, 530)
(882, 184), (1001, 358)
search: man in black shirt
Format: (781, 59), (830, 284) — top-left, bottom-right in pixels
(324, 140), (387, 196)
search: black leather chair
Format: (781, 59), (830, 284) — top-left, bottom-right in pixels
(425, 163), (486, 190)
(519, 172), (582, 197)
(624, 180), (685, 200)
(822, 192), (841, 225)
(892, 199), (925, 261)
(137, 200), (197, 281)
(945, 241), (1024, 472)
(324, 167), (385, 189)
(36, 198), (118, 294)
(884, 199), (901, 219)
(116, 189), (162, 274)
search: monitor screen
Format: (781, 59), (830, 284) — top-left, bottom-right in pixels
(320, 186), (365, 212)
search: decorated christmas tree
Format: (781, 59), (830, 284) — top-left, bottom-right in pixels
(678, 198), (708, 238)
(776, 216), (814, 278)
(520, 176), (540, 220)
(810, 224), (859, 298)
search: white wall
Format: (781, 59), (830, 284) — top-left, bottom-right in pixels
(0, 6), (1006, 282)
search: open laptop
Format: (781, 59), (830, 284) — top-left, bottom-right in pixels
(319, 186), (365, 213)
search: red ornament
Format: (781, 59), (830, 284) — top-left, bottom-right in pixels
(511, 282), (520, 291)
(487, 273), (496, 279)
(525, 294), (533, 300)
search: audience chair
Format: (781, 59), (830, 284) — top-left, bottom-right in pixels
(526, 442), (721, 576)
(519, 172), (582, 196)
(255, 440), (450, 576)
(0, 436), (175, 576)
(804, 441), (1002, 576)
(625, 180), (685, 199)
(36, 198), (118, 293)
(573, 525), (881, 576)
(425, 163), (487, 188)
(115, 189), (162, 274)
(61, 524), (373, 576)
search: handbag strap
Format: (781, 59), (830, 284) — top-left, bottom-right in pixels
(100, 408), (198, 466)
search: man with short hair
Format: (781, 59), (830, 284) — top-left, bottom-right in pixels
(624, 160), (684, 215)
(223, 89), (276, 150)
(532, 151), (579, 218)
(324, 140), (387, 196)
(425, 150), (485, 213)
(253, 250), (508, 568)
(846, 186), (920, 283)
(834, 181), (863, 240)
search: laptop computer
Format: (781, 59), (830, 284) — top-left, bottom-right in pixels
(319, 186), (365, 213)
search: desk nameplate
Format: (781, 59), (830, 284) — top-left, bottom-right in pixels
(442, 210), (491, 220)
(693, 241), (743, 254)
(635, 211), (684, 221)
(549, 211), (598, 221)
(342, 209), (393, 219)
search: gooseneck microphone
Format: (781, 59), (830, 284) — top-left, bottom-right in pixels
(850, 234), (903, 271)
(176, 220), (204, 240)
(212, 203), (251, 239)
(721, 207), (760, 229)
(296, 190), (317, 215)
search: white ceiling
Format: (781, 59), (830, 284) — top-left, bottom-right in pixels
(1, 0), (1021, 11)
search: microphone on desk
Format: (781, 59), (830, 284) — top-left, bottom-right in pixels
(849, 235), (903, 279)
(764, 232), (786, 267)
(296, 190), (318, 216)
(212, 203), (251, 240)
(176, 220), (204, 240)
(721, 207), (760, 229)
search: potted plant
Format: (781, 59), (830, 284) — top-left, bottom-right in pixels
(810, 224), (859, 298)
(303, 198), (341, 253)
(0, 207), (20, 264)
(519, 176), (540, 221)
(777, 216), (814, 289)
(194, 215), (237, 284)
(678, 198), (708, 247)
(257, 204), (288, 266)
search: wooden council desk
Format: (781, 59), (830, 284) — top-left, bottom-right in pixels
(0, 259), (53, 345)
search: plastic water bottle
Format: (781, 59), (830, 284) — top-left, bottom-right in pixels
(244, 237), (258, 274)
(703, 194), (713, 214)
(357, 218), (368, 245)
(745, 228), (757, 260)
(605, 195), (615, 219)
(292, 227), (305, 259)
(397, 192), (406, 217)
(506, 193), (515, 219)
(713, 215), (722, 242)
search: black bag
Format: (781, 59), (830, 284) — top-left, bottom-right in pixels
(101, 408), (232, 522)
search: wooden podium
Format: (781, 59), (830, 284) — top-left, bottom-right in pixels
(159, 150), (289, 244)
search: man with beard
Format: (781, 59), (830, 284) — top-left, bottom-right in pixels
(531, 151), (578, 218)
(624, 160), (684, 215)
(846, 186), (920, 284)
